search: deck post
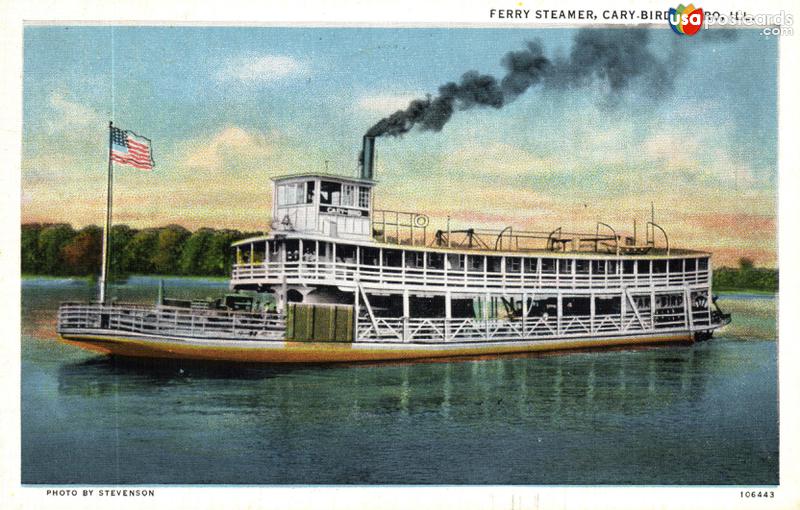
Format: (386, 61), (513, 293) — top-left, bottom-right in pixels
(422, 251), (427, 286)
(590, 292), (596, 334)
(684, 287), (694, 332)
(278, 241), (287, 313)
(620, 288), (626, 331)
(379, 248), (384, 284)
(556, 292), (563, 335)
(445, 291), (452, 341)
(650, 288), (656, 330)
(483, 293), (490, 339)
(521, 292), (527, 335)
(315, 240), (320, 278)
(401, 250), (406, 286)
(353, 285), (360, 342)
(402, 289), (410, 342)
(682, 287), (690, 331)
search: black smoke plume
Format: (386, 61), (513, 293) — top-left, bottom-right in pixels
(364, 29), (676, 139)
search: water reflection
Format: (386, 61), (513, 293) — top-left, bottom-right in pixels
(57, 345), (715, 427)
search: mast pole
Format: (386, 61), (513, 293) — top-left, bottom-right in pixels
(99, 121), (115, 304)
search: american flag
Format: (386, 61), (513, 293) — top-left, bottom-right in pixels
(110, 126), (154, 170)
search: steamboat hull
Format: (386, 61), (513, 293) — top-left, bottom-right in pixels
(59, 329), (697, 364)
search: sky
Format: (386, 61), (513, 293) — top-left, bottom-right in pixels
(21, 26), (778, 267)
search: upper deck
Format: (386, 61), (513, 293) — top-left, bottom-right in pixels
(230, 231), (711, 294)
(254, 147), (710, 295)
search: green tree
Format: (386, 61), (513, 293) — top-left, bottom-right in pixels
(61, 225), (102, 275)
(21, 224), (43, 274)
(109, 224), (137, 279)
(178, 228), (214, 275)
(151, 225), (190, 274)
(122, 229), (159, 274)
(200, 230), (241, 276)
(37, 224), (76, 275)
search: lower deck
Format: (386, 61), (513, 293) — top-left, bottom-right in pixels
(57, 291), (730, 363)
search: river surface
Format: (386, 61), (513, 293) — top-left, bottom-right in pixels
(21, 277), (778, 485)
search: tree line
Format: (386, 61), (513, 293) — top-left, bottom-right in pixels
(21, 223), (261, 278)
(21, 224), (779, 292)
(712, 258), (778, 293)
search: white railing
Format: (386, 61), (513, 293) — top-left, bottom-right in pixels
(57, 302), (286, 341)
(354, 310), (702, 344)
(231, 261), (710, 291)
(57, 303), (722, 346)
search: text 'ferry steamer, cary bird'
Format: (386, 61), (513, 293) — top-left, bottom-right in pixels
(57, 130), (731, 363)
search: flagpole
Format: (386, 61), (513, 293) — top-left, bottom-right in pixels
(99, 121), (114, 304)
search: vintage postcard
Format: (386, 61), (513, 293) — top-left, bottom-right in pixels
(2, 0), (798, 508)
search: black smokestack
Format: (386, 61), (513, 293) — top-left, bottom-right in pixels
(364, 29), (678, 139)
(360, 135), (376, 180)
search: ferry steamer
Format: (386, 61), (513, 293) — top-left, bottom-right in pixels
(58, 136), (730, 363)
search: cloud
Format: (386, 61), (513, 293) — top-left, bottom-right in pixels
(215, 55), (310, 85)
(181, 126), (279, 171)
(45, 92), (105, 137)
(357, 93), (422, 114)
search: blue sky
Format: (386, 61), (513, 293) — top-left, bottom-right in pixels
(22, 26), (778, 265)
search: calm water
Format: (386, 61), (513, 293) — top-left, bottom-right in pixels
(21, 277), (778, 485)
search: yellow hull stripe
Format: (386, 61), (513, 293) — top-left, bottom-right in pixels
(60, 333), (693, 364)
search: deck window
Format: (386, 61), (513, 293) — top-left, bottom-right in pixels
(336, 244), (356, 263)
(468, 255), (484, 273)
(637, 260), (650, 274)
(698, 258), (708, 270)
(384, 249), (402, 267)
(487, 256), (501, 273)
(506, 257), (522, 273)
(595, 296), (622, 315)
(286, 240), (300, 262)
(360, 247), (380, 266)
(541, 258), (556, 274)
(669, 259), (682, 273)
(607, 260), (618, 275)
(685, 258), (696, 271)
(558, 259), (573, 275)
(428, 252), (445, 270)
(446, 254), (464, 271)
(591, 260), (605, 275)
(653, 260), (667, 273)
(576, 260), (590, 274)
(525, 258), (538, 274)
(563, 297), (590, 316)
(623, 260), (635, 274)
(302, 242), (317, 262)
(406, 251), (424, 268)
(318, 242), (333, 262)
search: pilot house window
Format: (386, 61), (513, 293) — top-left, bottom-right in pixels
(358, 187), (370, 209)
(277, 182), (310, 206)
(320, 181), (341, 205)
(342, 185), (356, 207)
